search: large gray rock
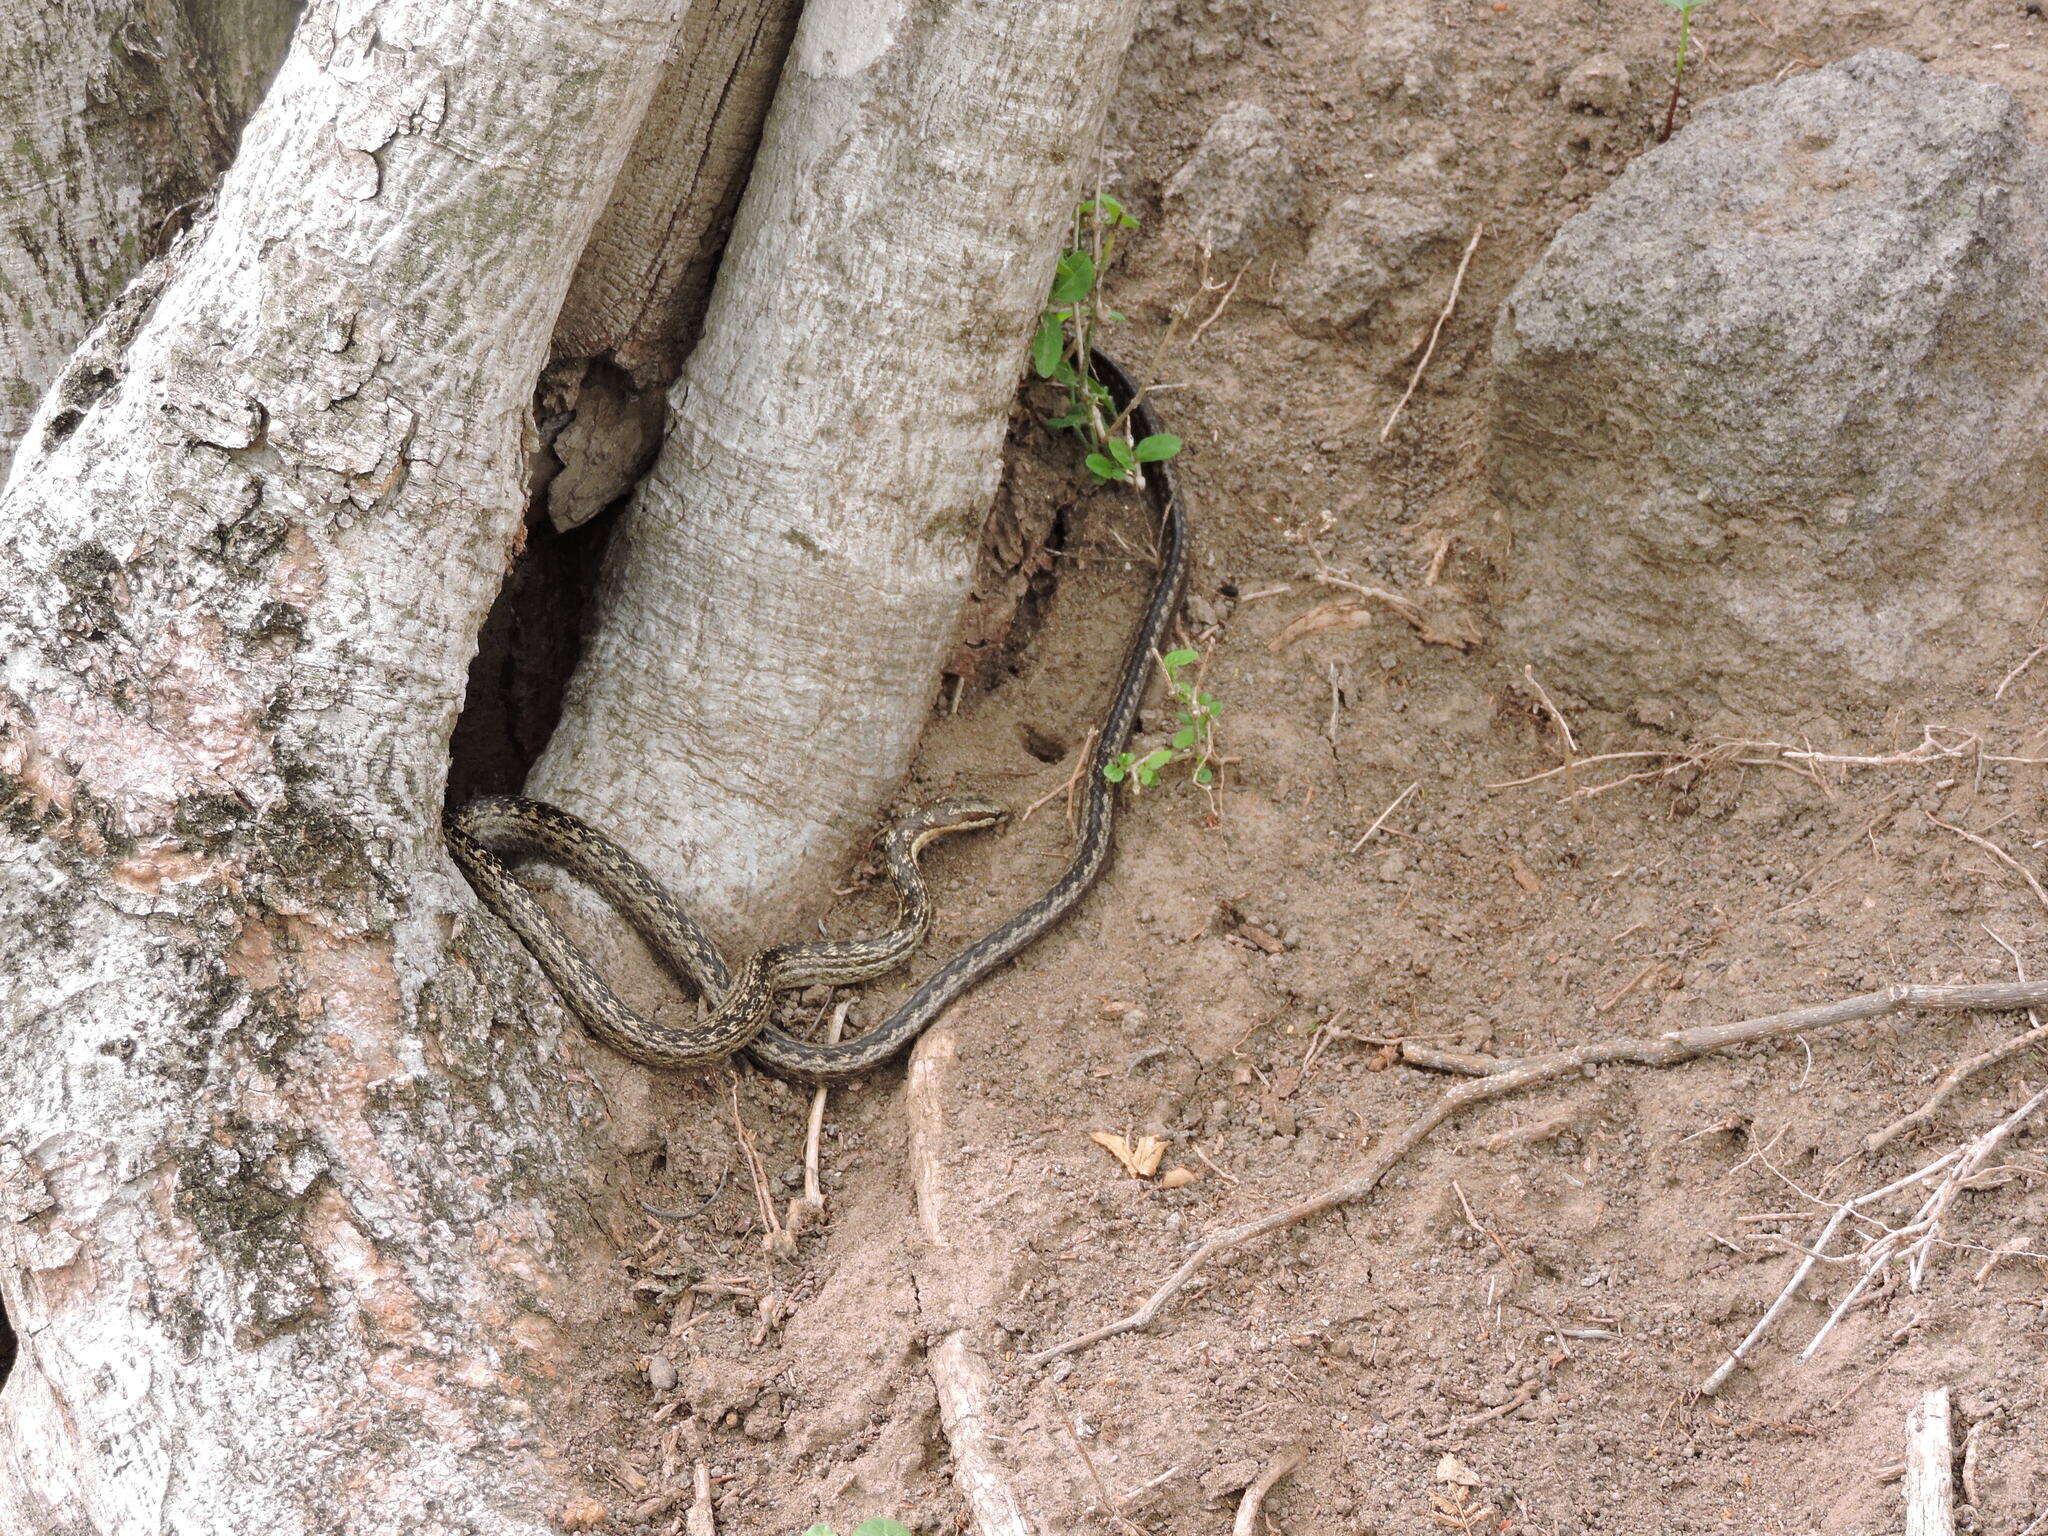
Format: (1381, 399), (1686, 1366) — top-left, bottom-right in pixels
(1492, 50), (2048, 733)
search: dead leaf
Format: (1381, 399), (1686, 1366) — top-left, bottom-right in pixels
(1239, 923), (1286, 954)
(1158, 1166), (1199, 1190)
(557, 1499), (610, 1532)
(1272, 583), (1484, 654)
(1433, 1453), (1482, 1487)
(1268, 599), (1375, 652)
(1089, 1131), (1168, 1179)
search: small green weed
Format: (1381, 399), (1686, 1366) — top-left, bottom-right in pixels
(1105, 647), (1221, 792)
(801, 1521), (911, 1536)
(1656, 0), (1716, 142)
(1030, 194), (1182, 485)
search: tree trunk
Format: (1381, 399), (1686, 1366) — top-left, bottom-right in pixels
(529, 0), (1145, 937)
(442, 0), (805, 802)
(0, 0), (678, 1527)
(0, 0), (237, 477)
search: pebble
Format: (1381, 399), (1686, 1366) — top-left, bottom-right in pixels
(1561, 54), (1632, 115)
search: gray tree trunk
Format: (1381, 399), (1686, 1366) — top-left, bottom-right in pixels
(531, 0), (1145, 940)
(0, 0), (1146, 1527)
(0, 0), (678, 1528)
(536, 0), (806, 535)
(0, 0), (236, 477)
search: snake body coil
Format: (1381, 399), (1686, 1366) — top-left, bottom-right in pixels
(447, 348), (1188, 1081)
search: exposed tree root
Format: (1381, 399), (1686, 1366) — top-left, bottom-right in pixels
(909, 1027), (1039, 1536)
(1024, 981), (2048, 1367)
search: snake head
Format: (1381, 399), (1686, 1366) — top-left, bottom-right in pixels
(916, 795), (1007, 835)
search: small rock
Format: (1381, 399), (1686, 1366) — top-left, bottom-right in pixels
(1285, 194), (1461, 336)
(1164, 102), (1301, 267)
(1560, 54), (1632, 115)
(646, 1354), (678, 1393)
(683, 1357), (766, 1425)
(1354, 11), (1446, 105)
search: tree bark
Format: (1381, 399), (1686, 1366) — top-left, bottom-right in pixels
(553, 0), (807, 393)
(444, 0), (805, 802)
(0, 0), (237, 477)
(531, 0), (1146, 939)
(0, 0), (677, 1528)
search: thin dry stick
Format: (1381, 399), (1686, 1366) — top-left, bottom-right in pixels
(1899, 1081), (2048, 1291)
(1904, 1388), (1955, 1536)
(1925, 812), (2048, 915)
(1233, 1445), (1306, 1536)
(685, 1461), (715, 1536)
(1380, 222), (1484, 443)
(1698, 1151), (1960, 1395)
(1018, 729), (1099, 827)
(1800, 1080), (2048, 1360)
(1521, 664), (1579, 757)
(1485, 750), (1696, 790)
(1995, 643), (2048, 701)
(785, 1000), (854, 1237)
(1866, 929), (2048, 1153)
(1023, 981), (2048, 1367)
(1188, 261), (1249, 349)
(724, 1076), (784, 1249)
(1349, 780), (1420, 855)
(1063, 1419), (1146, 1536)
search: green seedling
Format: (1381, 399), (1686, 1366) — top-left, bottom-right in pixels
(1105, 647), (1221, 793)
(1657, 0), (1716, 142)
(1030, 194), (1182, 485)
(802, 1522), (911, 1536)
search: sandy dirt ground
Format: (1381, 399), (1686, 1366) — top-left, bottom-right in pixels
(538, 4), (2048, 1532)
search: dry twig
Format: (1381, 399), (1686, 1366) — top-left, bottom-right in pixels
(724, 1075), (785, 1252)
(1699, 1151), (1959, 1395)
(1024, 982), (2048, 1366)
(1520, 665), (1578, 757)
(1380, 223), (1483, 443)
(784, 999), (853, 1240)
(1925, 813), (2048, 914)
(685, 1460), (716, 1536)
(1018, 729), (1100, 829)
(1349, 781), (1419, 855)
(1233, 1446), (1306, 1536)
(1866, 930), (2048, 1153)
(1800, 1082), (2048, 1362)
(1904, 1388), (1955, 1536)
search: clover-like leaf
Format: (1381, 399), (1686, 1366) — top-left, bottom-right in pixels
(1049, 250), (1096, 305)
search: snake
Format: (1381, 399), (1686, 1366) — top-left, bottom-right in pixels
(445, 347), (1189, 1081)
(445, 794), (1004, 1068)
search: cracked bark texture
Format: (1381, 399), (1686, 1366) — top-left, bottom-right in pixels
(0, 0), (678, 1528)
(449, 0), (803, 803)
(532, 0), (1147, 941)
(0, 0), (237, 480)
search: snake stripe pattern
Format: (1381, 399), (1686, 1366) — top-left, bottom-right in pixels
(446, 347), (1189, 1081)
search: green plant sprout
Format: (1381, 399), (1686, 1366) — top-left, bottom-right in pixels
(1657, 0), (1716, 143)
(802, 1521), (911, 1536)
(1104, 647), (1221, 792)
(1030, 194), (1182, 484)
